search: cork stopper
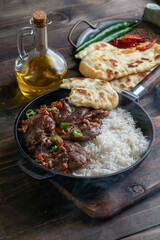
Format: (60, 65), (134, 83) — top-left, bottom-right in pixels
(33, 11), (47, 26)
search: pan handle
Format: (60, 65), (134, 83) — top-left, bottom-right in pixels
(17, 158), (55, 180)
(131, 64), (160, 99)
(68, 20), (100, 48)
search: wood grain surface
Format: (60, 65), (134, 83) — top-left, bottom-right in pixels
(1, 0), (160, 239)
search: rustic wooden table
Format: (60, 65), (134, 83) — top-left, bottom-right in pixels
(1, 0), (160, 239)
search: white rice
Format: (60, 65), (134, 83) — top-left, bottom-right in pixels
(72, 108), (149, 177)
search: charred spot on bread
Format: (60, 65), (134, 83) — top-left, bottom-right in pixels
(128, 60), (143, 68)
(138, 70), (150, 77)
(99, 92), (105, 100)
(120, 83), (127, 88)
(100, 43), (107, 48)
(125, 76), (131, 82)
(115, 71), (119, 75)
(106, 69), (114, 78)
(121, 49), (134, 54)
(109, 59), (118, 67)
(75, 88), (91, 97)
(155, 54), (160, 60)
(141, 57), (151, 62)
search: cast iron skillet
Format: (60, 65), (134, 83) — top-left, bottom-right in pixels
(14, 18), (160, 184)
(14, 65), (160, 184)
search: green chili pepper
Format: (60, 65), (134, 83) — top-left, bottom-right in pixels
(101, 26), (136, 43)
(76, 21), (136, 52)
(48, 107), (58, 112)
(72, 129), (83, 138)
(51, 135), (61, 145)
(52, 107), (58, 111)
(26, 109), (36, 119)
(60, 123), (70, 129)
(49, 145), (58, 153)
(71, 107), (76, 114)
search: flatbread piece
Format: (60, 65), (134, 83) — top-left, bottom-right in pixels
(60, 78), (119, 110)
(109, 68), (154, 92)
(75, 41), (160, 81)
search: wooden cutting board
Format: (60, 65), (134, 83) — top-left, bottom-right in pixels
(49, 109), (160, 219)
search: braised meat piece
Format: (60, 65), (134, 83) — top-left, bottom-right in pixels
(53, 97), (72, 124)
(60, 119), (102, 142)
(65, 142), (89, 170)
(80, 109), (109, 120)
(41, 142), (89, 173)
(64, 107), (89, 123)
(24, 114), (55, 152)
(78, 118), (102, 141)
(59, 109), (108, 142)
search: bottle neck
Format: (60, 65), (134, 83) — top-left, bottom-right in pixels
(34, 25), (48, 51)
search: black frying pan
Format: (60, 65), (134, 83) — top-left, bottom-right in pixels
(14, 65), (160, 185)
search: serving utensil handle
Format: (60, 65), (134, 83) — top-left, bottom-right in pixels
(132, 64), (160, 99)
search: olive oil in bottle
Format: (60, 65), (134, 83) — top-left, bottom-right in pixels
(15, 11), (67, 99)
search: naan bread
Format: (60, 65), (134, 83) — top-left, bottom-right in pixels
(60, 66), (153, 95)
(109, 68), (153, 93)
(70, 88), (118, 110)
(75, 41), (160, 81)
(61, 77), (112, 90)
(60, 77), (119, 110)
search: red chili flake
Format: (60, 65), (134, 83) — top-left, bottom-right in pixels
(38, 153), (43, 161)
(21, 119), (30, 125)
(56, 102), (63, 109)
(136, 39), (157, 51)
(125, 34), (147, 41)
(49, 125), (55, 131)
(42, 161), (49, 168)
(49, 112), (53, 119)
(43, 109), (49, 115)
(18, 127), (25, 133)
(41, 105), (47, 108)
(56, 128), (65, 135)
(58, 140), (64, 148)
(51, 102), (57, 108)
(61, 162), (68, 171)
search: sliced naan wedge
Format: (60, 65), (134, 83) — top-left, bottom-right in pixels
(75, 41), (160, 81)
(61, 77), (111, 90)
(109, 68), (154, 93)
(60, 78), (119, 110)
(70, 88), (118, 110)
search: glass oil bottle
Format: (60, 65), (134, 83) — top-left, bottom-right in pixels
(15, 11), (67, 99)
